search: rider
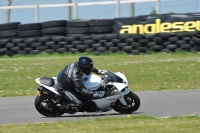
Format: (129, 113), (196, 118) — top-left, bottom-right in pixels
(56, 56), (107, 112)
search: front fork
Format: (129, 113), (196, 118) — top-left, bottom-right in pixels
(118, 89), (130, 106)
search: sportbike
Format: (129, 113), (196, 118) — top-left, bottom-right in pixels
(34, 70), (140, 117)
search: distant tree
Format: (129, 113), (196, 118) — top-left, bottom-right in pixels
(168, 12), (175, 15)
(73, 18), (82, 20)
(149, 8), (157, 16)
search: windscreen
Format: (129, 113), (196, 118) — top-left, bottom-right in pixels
(104, 71), (123, 84)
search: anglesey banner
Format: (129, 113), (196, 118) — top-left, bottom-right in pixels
(113, 13), (200, 34)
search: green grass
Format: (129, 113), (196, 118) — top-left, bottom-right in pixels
(0, 52), (200, 130)
(0, 115), (200, 133)
(1, 51), (200, 97)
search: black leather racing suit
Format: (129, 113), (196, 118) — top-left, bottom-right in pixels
(56, 62), (100, 109)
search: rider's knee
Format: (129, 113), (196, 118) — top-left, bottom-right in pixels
(77, 101), (83, 108)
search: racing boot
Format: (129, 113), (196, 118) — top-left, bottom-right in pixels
(60, 102), (79, 114)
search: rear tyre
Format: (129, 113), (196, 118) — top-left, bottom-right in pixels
(34, 95), (64, 117)
(112, 92), (140, 114)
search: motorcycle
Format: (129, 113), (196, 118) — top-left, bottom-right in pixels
(34, 70), (140, 117)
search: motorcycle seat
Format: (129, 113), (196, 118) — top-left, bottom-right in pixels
(39, 77), (54, 87)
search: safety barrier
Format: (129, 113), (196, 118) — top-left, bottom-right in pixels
(1, 13), (200, 56)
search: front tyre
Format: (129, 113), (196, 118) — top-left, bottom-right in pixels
(112, 92), (140, 114)
(34, 95), (64, 117)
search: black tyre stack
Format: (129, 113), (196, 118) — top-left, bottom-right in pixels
(89, 19), (113, 54)
(41, 20), (66, 37)
(0, 39), (12, 56)
(192, 33), (200, 50)
(130, 34), (144, 55)
(25, 38), (41, 55)
(66, 20), (90, 37)
(173, 32), (191, 52)
(0, 22), (20, 39)
(18, 23), (42, 38)
(38, 36), (53, 54)
(148, 34), (164, 52)
(13, 23), (42, 55)
(89, 19), (113, 35)
(12, 38), (26, 55)
(49, 36), (66, 53)
(118, 34), (132, 53)
(65, 36), (79, 53)
(160, 32), (175, 52)
(80, 35), (94, 53)
(104, 34), (118, 53)
(1, 19), (200, 56)
(161, 32), (197, 52)
(91, 35), (106, 54)
(0, 22), (20, 56)
(66, 20), (90, 53)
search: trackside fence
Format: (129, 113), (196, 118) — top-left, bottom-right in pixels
(0, 0), (162, 22)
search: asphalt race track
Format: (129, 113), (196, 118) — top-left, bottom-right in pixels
(0, 90), (199, 124)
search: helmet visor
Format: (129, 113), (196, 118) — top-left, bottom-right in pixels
(81, 64), (93, 75)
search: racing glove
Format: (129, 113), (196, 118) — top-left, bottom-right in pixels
(93, 91), (105, 98)
(98, 69), (108, 75)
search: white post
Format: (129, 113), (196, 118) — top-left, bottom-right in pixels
(35, 4), (39, 22)
(6, 0), (12, 23)
(67, 0), (72, 20)
(130, 2), (134, 17)
(116, 0), (120, 18)
(156, 0), (160, 14)
(74, 2), (78, 19)
(199, 0), (200, 12)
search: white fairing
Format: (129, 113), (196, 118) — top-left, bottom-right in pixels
(35, 77), (59, 95)
(115, 72), (128, 85)
(92, 89), (129, 111)
(107, 82), (127, 92)
(82, 74), (102, 90)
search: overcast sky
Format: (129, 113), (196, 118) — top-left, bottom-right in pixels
(0, 0), (199, 24)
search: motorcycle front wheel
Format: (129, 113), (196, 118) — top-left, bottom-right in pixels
(112, 92), (140, 114)
(34, 94), (64, 117)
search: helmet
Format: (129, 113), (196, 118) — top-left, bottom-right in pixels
(78, 56), (93, 75)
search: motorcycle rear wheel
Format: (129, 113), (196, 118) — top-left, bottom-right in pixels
(112, 92), (140, 114)
(34, 95), (64, 117)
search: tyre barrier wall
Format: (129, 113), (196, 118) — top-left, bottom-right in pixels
(1, 19), (200, 56)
